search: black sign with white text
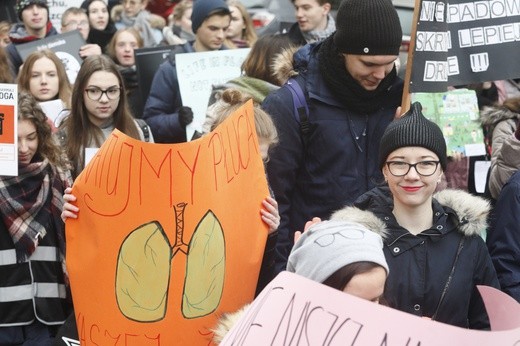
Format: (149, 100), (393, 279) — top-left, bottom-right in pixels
(410, 0), (520, 92)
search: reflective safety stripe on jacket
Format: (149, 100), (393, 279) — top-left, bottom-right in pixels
(0, 246), (69, 326)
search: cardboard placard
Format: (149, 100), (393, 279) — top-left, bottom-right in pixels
(15, 31), (85, 84)
(66, 100), (269, 345)
(221, 272), (520, 345)
(0, 83), (18, 176)
(410, 0), (520, 92)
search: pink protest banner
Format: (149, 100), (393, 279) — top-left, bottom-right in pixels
(66, 100), (269, 345)
(221, 272), (520, 345)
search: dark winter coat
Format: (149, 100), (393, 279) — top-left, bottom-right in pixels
(142, 42), (194, 143)
(332, 187), (500, 329)
(487, 170), (520, 302)
(142, 42), (227, 143)
(262, 42), (403, 272)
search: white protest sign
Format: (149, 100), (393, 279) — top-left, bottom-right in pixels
(49, 0), (86, 32)
(221, 271), (520, 345)
(176, 48), (250, 140)
(39, 99), (65, 125)
(0, 84), (18, 177)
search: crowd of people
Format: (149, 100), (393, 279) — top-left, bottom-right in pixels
(0, 0), (519, 344)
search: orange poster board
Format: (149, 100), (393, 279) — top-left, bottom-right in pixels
(66, 100), (269, 345)
(0, 105), (15, 144)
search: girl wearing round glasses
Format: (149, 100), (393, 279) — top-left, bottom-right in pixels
(332, 102), (499, 329)
(58, 54), (153, 179)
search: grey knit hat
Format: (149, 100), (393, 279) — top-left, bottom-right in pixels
(191, 0), (230, 33)
(16, 0), (48, 20)
(379, 102), (447, 170)
(287, 220), (389, 284)
(333, 0), (402, 55)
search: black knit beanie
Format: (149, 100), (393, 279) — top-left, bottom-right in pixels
(191, 0), (230, 34)
(333, 0), (402, 55)
(16, 0), (48, 20)
(379, 102), (447, 170)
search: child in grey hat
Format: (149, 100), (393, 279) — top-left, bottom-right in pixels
(287, 217), (388, 303)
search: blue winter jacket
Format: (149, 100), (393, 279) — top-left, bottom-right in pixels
(142, 43), (194, 143)
(488, 170), (520, 302)
(262, 42), (403, 272)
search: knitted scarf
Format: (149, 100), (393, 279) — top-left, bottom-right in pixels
(318, 36), (398, 114)
(88, 21), (117, 52)
(301, 14), (336, 44)
(9, 21), (54, 44)
(120, 10), (157, 47)
(0, 158), (70, 263)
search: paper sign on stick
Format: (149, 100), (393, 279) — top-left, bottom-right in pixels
(66, 100), (269, 345)
(221, 272), (520, 345)
(176, 48), (250, 140)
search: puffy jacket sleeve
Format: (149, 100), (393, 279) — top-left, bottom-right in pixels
(142, 60), (187, 143)
(488, 136), (520, 199)
(262, 86), (304, 273)
(487, 171), (520, 302)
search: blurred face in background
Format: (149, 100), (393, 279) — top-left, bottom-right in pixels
(293, 0), (330, 33)
(115, 31), (139, 66)
(0, 31), (10, 48)
(88, 0), (110, 31)
(179, 7), (193, 34)
(18, 119), (38, 165)
(21, 4), (48, 37)
(62, 12), (90, 40)
(226, 5), (245, 41)
(122, 0), (147, 18)
(29, 56), (60, 102)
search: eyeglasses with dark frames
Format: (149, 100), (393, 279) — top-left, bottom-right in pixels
(84, 87), (121, 101)
(386, 161), (440, 177)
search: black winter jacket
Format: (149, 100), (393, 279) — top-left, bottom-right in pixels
(332, 186), (500, 329)
(262, 42), (403, 273)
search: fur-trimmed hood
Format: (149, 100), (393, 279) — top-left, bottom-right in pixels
(212, 304), (250, 344)
(480, 104), (520, 128)
(331, 188), (490, 238)
(271, 45), (300, 86)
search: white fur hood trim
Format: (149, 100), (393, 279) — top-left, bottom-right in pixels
(331, 189), (490, 238)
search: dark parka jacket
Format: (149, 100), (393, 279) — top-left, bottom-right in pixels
(331, 187), (500, 329)
(142, 42), (194, 143)
(487, 170), (520, 302)
(262, 42), (403, 272)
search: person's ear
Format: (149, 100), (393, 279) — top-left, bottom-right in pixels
(322, 2), (331, 14)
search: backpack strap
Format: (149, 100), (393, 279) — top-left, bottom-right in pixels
(135, 118), (151, 142)
(286, 78), (310, 147)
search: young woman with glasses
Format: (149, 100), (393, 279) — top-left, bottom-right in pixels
(331, 102), (499, 329)
(58, 54), (153, 179)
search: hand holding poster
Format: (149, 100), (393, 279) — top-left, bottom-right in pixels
(176, 48), (250, 140)
(221, 272), (520, 345)
(66, 100), (269, 345)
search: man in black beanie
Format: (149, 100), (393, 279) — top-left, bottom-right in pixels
(142, 0), (231, 143)
(5, 0), (57, 78)
(262, 0), (404, 273)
